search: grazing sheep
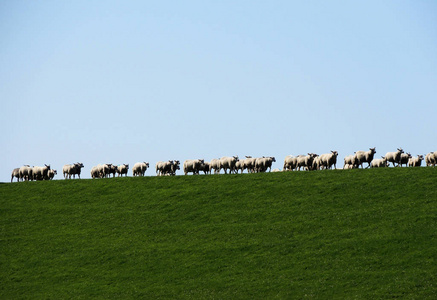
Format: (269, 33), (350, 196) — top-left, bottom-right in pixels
(399, 153), (412, 167)
(408, 155), (424, 167)
(116, 164), (129, 177)
(209, 159), (221, 174)
(133, 162), (149, 176)
(319, 151), (338, 170)
(385, 148), (404, 167)
(425, 152), (436, 167)
(183, 159), (204, 175)
(220, 156), (239, 174)
(19, 165), (33, 181)
(354, 147), (376, 169)
(370, 156), (389, 168)
(255, 156), (276, 173)
(11, 168), (20, 183)
(48, 169), (57, 180)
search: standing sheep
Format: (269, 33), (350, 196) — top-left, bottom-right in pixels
(425, 152), (436, 167)
(408, 155), (424, 167)
(183, 159), (204, 175)
(255, 157), (276, 173)
(354, 147), (376, 169)
(209, 159), (221, 174)
(48, 169), (57, 180)
(219, 156), (239, 174)
(19, 165), (33, 181)
(11, 168), (20, 183)
(133, 162), (149, 176)
(385, 148), (404, 167)
(399, 152), (412, 167)
(370, 156), (389, 168)
(283, 156), (298, 171)
(117, 164), (129, 177)
(319, 151), (338, 170)
(33, 164), (51, 180)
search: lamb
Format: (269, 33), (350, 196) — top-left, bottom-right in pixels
(408, 155), (424, 167)
(319, 151), (338, 170)
(399, 153), (412, 167)
(133, 162), (149, 176)
(370, 156), (389, 168)
(385, 148), (404, 167)
(354, 147), (376, 169)
(11, 168), (20, 183)
(183, 159), (204, 175)
(48, 169), (57, 180)
(116, 164), (129, 177)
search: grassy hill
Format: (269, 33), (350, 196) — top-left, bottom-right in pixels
(1, 168), (436, 298)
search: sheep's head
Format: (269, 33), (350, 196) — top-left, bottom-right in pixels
(370, 147), (376, 153)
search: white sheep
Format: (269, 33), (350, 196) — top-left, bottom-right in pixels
(408, 155), (424, 167)
(48, 169), (57, 180)
(399, 153), (412, 167)
(183, 159), (204, 175)
(425, 152), (436, 167)
(19, 165), (33, 181)
(209, 159), (221, 174)
(219, 156), (239, 174)
(385, 148), (404, 167)
(319, 151), (338, 170)
(63, 163), (84, 179)
(283, 156), (298, 171)
(116, 164), (129, 177)
(33, 164), (51, 180)
(343, 155), (358, 169)
(370, 156), (389, 168)
(11, 168), (20, 183)
(296, 154), (316, 171)
(133, 162), (149, 176)
(255, 156), (276, 173)
(354, 147), (376, 169)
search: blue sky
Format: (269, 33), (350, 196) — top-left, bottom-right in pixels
(1, 1), (437, 181)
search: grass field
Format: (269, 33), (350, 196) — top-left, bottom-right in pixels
(1, 168), (436, 298)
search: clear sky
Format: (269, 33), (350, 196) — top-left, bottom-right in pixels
(1, 1), (436, 181)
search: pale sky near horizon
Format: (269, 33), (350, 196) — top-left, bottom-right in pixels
(1, 1), (436, 181)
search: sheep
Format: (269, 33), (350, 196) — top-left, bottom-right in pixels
(242, 156), (257, 173)
(108, 164), (118, 178)
(183, 159), (204, 175)
(19, 165), (33, 181)
(33, 164), (51, 180)
(408, 155), (424, 167)
(11, 168), (20, 183)
(283, 156), (298, 171)
(63, 163), (85, 179)
(198, 161), (211, 175)
(272, 168), (281, 172)
(296, 154), (316, 171)
(219, 156), (239, 174)
(385, 148), (404, 167)
(319, 151), (338, 170)
(91, 166), (100, 179)
(343, 155), (358, 169)
(116, 164), (129, 177)
(354, 147), (376, 169)
(399, 152), (412, 167)
(235, 160), (245, 174)
(370, 156), (389, 168)
(133, 162), (149, 176)
(312, 155), (321, 170)
(255, 156), (276, 173)
(425, 152), (436, 167)
(156, 160), (179, 176)
(209, 159), (221, 174)
(48, 169), (57, 180)
(97, 164), (111, 178)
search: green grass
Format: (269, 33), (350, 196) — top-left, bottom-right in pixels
(1, 168), (437, 298)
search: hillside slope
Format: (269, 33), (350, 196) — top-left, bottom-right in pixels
(1, 168), (436, 298)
